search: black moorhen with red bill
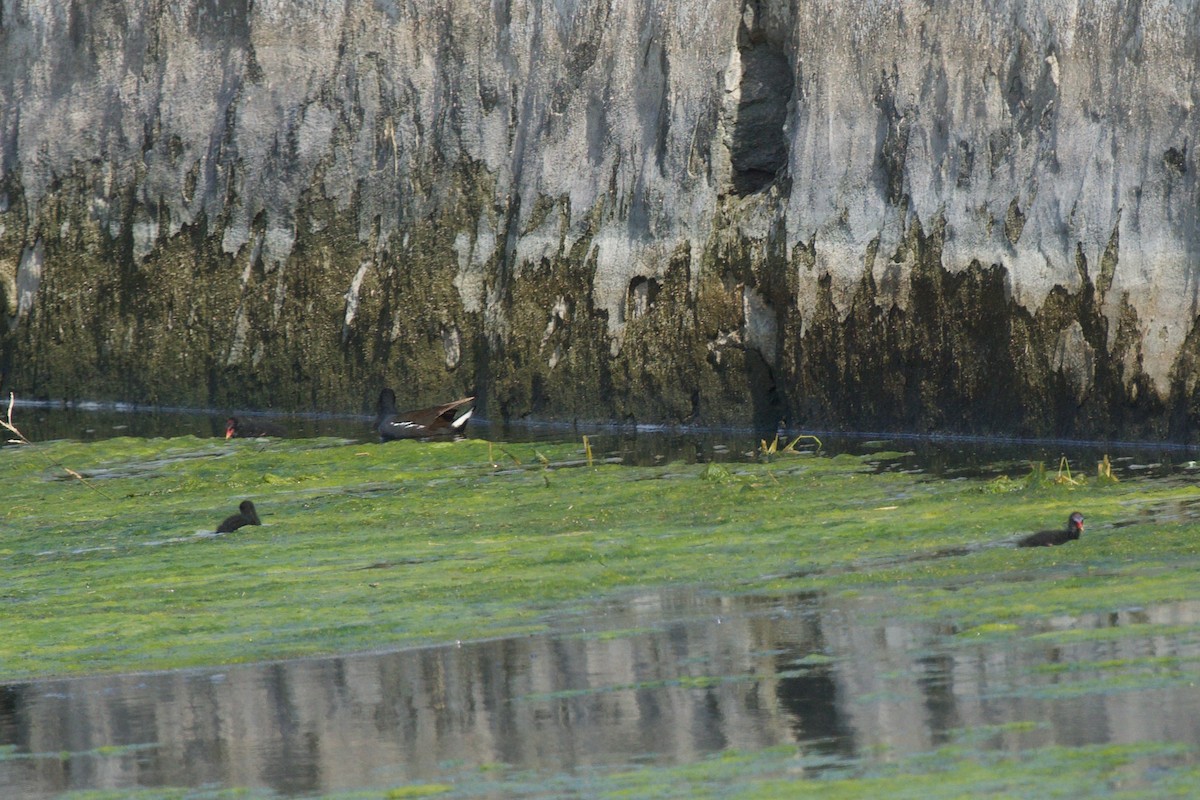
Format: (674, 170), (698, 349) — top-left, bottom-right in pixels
(225, 417), (287, 439)
(1018, 512), (1084, 547)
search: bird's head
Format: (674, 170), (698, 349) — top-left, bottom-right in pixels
(239, 500), (261, 525)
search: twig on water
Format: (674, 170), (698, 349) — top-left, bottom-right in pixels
(759, 432), (823, 460)
(3, 392), (31, 447)
(3, 392), (114, 499)
(1053, 455), (1082, 486)
(487, 441), (522, 468)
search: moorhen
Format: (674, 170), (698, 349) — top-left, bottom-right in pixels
(225, 417), (287, 439)
(216, 500), (262, 533)
(1018, 512), (1084, 547)
(373, 388), (474, 442)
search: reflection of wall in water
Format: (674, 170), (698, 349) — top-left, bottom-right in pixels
(819, 597), (1200, 756)
(820, 598), (958, 755)
(773, 615), (857, 761)
(0, 592), (818, 795)
(6, 593), (1200, 796)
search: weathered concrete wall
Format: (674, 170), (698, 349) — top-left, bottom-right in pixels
(1, 0), (1198, 438)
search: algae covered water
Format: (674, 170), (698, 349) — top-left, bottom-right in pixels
(5, 589), (1200, 798)
(2, 429), (1200, 797)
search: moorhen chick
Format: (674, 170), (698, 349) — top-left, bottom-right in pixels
(216, 500), (262, 533)
(373, 388), (474, 442)
(1018, 512), (1084, 547)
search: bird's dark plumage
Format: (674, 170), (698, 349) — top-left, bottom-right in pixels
(225, 417), (286, 439)
(373, 388), (474, 442)
(1018, 512), (1084, 547)
(216, 500), (262, 533)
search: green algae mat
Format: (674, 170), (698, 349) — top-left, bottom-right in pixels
(5, 434), (1200, 798)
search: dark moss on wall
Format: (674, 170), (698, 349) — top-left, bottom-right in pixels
(484, 208), (616, 423)
(776, 215), (1174, 440)
(1167, 314), (1200, 439)
(1, 166), (485, 416)
(788, 218), (1030, 434)
(3, 163), (1200, 442)
(611, 245), (707, 423)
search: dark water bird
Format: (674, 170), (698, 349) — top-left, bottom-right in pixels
(1018, 512), (1084, 547)
(373, 388), (475, 442)
(216, 500), (262, 533)
(225, 417), (287, 439)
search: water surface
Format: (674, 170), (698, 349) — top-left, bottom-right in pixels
(10, 399), (1198, 476)
(6, 407), (1200, 796)
(4, 588), (1199, 797)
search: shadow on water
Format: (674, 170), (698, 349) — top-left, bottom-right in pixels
(3, 589), (1200, 798)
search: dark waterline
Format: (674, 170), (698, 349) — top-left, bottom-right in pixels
(3, 589), (1199, 798)
(6, 399), (1199, 479)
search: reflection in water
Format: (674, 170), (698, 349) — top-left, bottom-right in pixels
(13, 400), (1200, 477)
(776, 659), (855, 760)
(824, 597), (1200, 757)
(4, 592), (1200, 797)
(5, 401), (769, 465)
(1, 591), (817, 797)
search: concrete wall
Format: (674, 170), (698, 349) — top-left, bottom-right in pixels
(2, 0), (1198, 437)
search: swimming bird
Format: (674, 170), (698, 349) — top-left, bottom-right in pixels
(225, 417), (287, 439)
(373, 388), (474, 442)
(1018, 512), (1084, 547)
(216, 500), (262, 533)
